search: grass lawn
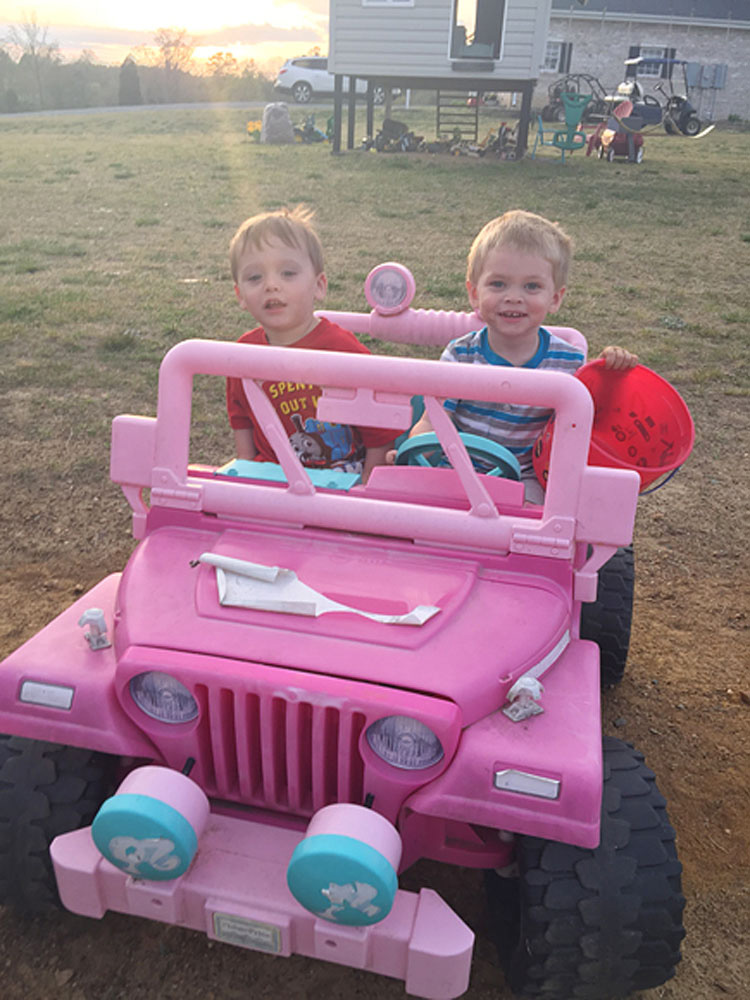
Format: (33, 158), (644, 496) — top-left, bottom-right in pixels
(1, 106), (747, 496)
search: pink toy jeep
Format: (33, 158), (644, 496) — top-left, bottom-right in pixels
(0, 268), (685, 1000)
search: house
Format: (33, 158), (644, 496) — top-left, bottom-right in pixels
(544, 1), (750, 120)
(327, 0), (556, 152)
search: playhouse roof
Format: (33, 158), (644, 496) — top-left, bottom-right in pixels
(551, 0), (749, 25)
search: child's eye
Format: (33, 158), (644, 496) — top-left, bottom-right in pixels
(526, 282), (541, 291)
(244, 274), (261, 283)
(282, 270), (298, 278)
(490, 280), (505, 289)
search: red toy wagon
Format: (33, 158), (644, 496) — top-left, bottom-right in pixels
(587, 99), (645, 163)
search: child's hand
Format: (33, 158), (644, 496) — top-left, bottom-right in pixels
(385, 448), (398, 465)
(599, 345), (639, 370)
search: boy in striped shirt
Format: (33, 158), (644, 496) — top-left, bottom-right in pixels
(408, 210), (637, 502)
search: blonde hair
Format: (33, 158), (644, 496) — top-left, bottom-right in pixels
(466, 210), (573, 289)
(229, 205), (325, 282)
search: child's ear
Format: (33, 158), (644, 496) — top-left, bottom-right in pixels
(549, 286), (566, 314)
(466, 279), (480, 312)
(314, 272), (327, 302)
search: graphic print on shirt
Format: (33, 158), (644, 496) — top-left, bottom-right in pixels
(259, 377), (362, 470)
(290, 414), (363, 471)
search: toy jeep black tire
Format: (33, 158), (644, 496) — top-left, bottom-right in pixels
(486, 736), (685, 999)
(0, 735), (116, 915)
(580, 545), (635, 688)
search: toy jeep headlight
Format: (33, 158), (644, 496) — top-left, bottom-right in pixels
(130, 671), (199, 724)
(366, 715), (444, 770)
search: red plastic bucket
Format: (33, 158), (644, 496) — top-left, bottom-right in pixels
(533, 360), (694, 492)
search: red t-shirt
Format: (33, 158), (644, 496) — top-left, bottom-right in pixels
(226, 318), (396, 471)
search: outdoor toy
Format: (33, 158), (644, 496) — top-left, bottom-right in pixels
(532, 359), (695, 493)
(541, 72), (611, 124)
(551, 91), (591, 157)
(0, 265), (687, 1000)
(369, 117), (424, 153)
(531, 91), (590, 162)
(586, 98), (646, 163)
(293, 114), (328, 143)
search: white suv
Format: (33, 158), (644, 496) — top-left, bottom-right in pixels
(274, 56), (391, 104)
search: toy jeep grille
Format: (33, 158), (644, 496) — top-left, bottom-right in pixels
(195, 683), (367, 812)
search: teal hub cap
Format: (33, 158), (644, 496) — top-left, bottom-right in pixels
(91, 793), (199, 881)
(287, 833), (398, 926)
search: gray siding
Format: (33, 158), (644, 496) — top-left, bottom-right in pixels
(329, 0), (553, 80)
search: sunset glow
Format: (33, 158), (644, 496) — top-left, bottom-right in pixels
(11, 1), (325, 34)
(1, 1), (329, 68)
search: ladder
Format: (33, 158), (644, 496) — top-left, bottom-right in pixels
(436, 90), (480, 142)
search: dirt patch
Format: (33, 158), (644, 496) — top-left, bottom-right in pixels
(1, 386), (748, 1000)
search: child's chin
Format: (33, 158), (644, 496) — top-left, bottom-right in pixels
(493, 322), (534, 337)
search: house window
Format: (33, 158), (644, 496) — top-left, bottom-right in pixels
(541, 40), (572, 74)
(625, 45), (677, 80)
(639, 45), (668, 77)
(362, 1), (414, 6)
(451, 0), (506, 60)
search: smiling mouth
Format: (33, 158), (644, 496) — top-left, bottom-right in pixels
(264, 299), (285, 309)
(500, 311), (526, 318)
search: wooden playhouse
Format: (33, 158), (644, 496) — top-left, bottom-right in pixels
(328, 0), (554, 153)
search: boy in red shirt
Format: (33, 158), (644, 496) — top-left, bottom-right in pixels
(226, 206), (394, 480)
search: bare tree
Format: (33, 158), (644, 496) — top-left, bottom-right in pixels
(4, 10), (59, 108)
(154, 27), (196, 99)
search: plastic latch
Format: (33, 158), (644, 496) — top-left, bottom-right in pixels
(78, 608), (111, 650)
(502, 677), (544, 722)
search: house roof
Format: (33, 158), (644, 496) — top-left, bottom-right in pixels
(551, 1), (750, 24)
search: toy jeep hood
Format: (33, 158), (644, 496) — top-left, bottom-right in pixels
(115, 517), (573, 723)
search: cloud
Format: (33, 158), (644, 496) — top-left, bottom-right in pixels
(43, 25), (154, 51)
(199, 23), (322, 46)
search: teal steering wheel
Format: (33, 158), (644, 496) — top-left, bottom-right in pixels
(395, 432), (521, 480)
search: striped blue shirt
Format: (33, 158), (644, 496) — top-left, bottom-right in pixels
(441, 327), (585, 475)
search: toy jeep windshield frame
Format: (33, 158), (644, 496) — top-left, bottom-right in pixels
(112, 338), (638, 602)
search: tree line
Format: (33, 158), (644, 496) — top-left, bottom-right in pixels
(1, 19), (276, 113)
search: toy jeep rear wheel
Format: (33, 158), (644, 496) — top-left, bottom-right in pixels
(580, 545), (634, 687)
(485, 737), (685, 999)
(0, 735), (117, 915)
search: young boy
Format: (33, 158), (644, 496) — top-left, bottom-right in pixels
(405, 209), (637, 502)
(225, 206), (395, 480)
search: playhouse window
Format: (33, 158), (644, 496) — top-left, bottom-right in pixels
(452, 0), (505, 60)
(362, 0), (414, 6)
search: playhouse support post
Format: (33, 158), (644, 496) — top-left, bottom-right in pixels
(332, 75), (343, 153)
(347, 75), (357, 149)
(366, 82), (375, 140)
(517, 82), (534, 157)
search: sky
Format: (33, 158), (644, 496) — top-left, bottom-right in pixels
(0, 2), (331, 72)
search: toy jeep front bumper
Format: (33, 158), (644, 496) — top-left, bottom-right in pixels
(52, 812), (473, 1000)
